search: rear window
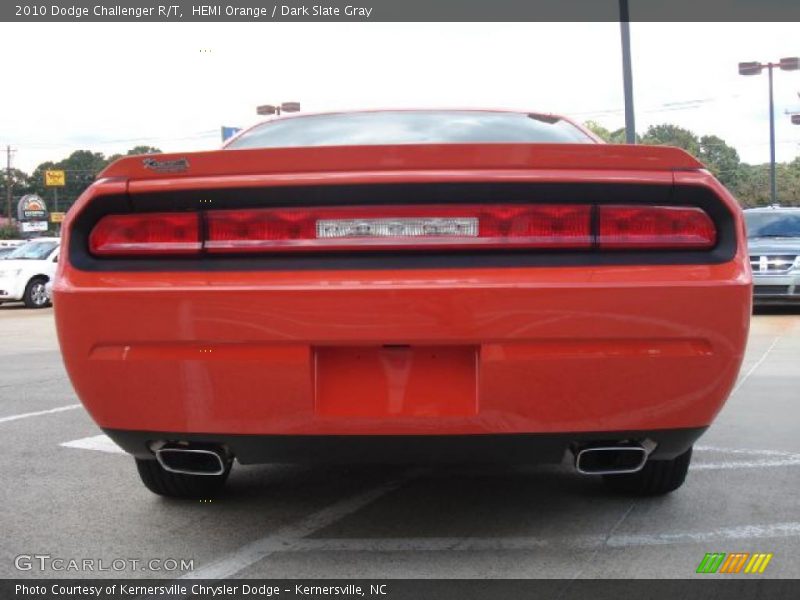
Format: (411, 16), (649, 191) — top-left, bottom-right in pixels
(227, 111), (594, 149)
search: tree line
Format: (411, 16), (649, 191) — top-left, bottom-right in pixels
(1, 145), (161, 217)
(2, 124), (800, 217)
(585, 122), (800, 207)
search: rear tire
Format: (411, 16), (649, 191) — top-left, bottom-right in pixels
(23, 278), (50, 309)
(602, 447), (692, 496)
(135, 457), (231, 499)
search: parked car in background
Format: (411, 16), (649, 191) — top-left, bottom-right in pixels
(744, 206), (800, 305)
(0, 239), (26, 257)
(0, 237), (60, 308)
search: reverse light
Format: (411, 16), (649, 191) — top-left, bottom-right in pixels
(89, 213), (201, 256)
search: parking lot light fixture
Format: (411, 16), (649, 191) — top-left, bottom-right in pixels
(256, 102), (301, 116)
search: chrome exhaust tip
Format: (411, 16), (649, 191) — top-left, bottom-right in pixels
(155, 445), (227, 476)
(574, 444), (648, 475)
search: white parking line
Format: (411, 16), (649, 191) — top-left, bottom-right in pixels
(60, 434), (125, 454)
(0, 403), (80, 425)
(180, 470), (420, 580)
(729, 335), (780, 397)
(695, 445), (796, 457)
(691, 445), (800, 470)
(691, 456), (800, 471)
(285, 521), (800, 554)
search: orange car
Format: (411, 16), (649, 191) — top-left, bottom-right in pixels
(54, 110), (751, 498)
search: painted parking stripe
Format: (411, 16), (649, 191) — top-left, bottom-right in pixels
(695, 445), (797, 457)
(729, 335), (780, 397)
(691, 445), (800, 470)
(180, 470), (421, 581)
(284, 521), (800, 554)
(690, 456), (800, 470)
(0, 403), (80, 425)
(60, 434), (125, 454)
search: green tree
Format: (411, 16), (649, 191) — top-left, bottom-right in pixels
(641, 124), (700, 156)
(0, 168), (33, 196)
(126, 145), (161, 155)
(29, 150), (108, 212)
(583, 121), (635, 144)
(108, 146), (162, 163)
(698, 135), (741, 189)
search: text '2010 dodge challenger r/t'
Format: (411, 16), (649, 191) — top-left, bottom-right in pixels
(54, 110), (751, 498)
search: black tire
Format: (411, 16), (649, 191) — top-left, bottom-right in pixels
(135, 458), (231, 499)
(23, 278), (50, 309)
(603, 447), (692, 496)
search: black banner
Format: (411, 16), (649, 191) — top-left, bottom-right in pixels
(3, 579), (800, 600)
(3, 0), (800, 22)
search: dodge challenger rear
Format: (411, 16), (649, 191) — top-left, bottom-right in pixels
(53, 110), (751, 498)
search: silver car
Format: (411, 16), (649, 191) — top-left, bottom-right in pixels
(744, 206), (800, 305)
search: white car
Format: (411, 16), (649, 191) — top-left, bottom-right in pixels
(0, 237), (60, 308)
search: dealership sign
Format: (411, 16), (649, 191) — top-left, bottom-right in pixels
(20, 221), (48, 233)
(45, 169), (66, 187)
(17, 194), (49, 221)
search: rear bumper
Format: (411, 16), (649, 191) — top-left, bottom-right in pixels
(106, 427), (707, 464)
(54, 264), (751, 437)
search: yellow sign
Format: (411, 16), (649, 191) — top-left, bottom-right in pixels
(45, 170), (66, 187)
(50, 212), (66, 224)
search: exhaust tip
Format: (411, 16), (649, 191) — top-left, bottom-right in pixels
(575, 445), (648, 475)
(155, 446), (227, 476)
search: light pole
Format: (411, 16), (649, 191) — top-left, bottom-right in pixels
(738, 57), (799, 205)
(619, 0), (636, 143)
(256, 101), (301, 116)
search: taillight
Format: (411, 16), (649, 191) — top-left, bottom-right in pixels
(205, 205), (592, 252)
(598, 205), (717, 249)
(87, 204), (718, 256)
(89, 213), (201, 256)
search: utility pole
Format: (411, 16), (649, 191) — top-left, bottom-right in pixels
(5, 145), (14, 221)
(619, 0), (636, 143)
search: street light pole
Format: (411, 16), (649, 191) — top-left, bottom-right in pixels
(767, 63), (776, 205)
(739, 57), (799, 205)
(619, 0), (636, 144)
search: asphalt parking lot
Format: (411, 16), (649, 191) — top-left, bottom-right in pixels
(1, 304), (799, 580)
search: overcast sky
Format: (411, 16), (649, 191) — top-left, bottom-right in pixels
(0, 22), (798, 172)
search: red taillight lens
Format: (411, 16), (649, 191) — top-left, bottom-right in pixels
(597, 205), (717, 249)
(89, 213), (201, 256)
(205, 204), (592, 252)
(88, 204), (718, 257)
